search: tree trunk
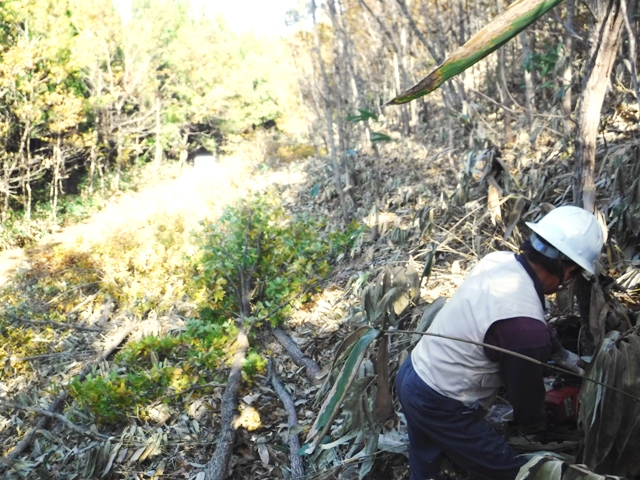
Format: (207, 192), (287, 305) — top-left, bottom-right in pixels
(19, 120), (31, 222)
(205, 219), (260, 480)
(51, 135), (62, 223)
(521, 31), (536, 134)
(399, 15), (411, 135)
(561, 0), (575, 133)
(497, 0), (513, 143)
(573, 0), (625, 211)
(1, 159), (16, 223)
(115, 132), (123, 192)
(312, 0), (350, 223)
(154, 94), (163, 171)
(268, 359), (304, 480)
(271, 327), (322, 384)
(331, 55), (352, 192)
(620, 0), (640, 105)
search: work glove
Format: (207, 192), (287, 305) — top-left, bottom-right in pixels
(551, 347), (585, 376)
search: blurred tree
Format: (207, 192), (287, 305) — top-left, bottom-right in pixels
(0, 0), (305, 228)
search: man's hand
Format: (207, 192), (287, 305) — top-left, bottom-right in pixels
(551, 348), (585, 376)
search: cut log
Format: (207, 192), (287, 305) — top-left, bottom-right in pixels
(271, 326), (322, 385)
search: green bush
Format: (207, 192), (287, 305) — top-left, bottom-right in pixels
(69, 372), (137, 425)
(193, 194), (360, 326)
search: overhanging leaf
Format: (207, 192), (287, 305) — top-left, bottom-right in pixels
(387, 0), (564, 104)
(362, 282), (382, 323)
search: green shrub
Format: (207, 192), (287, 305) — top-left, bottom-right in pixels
(69, 372), (137, 425)
(193, 194), (359, 327)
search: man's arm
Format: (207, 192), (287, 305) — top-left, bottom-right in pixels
(484, 318), (552, 431)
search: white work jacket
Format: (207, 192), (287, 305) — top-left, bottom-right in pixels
(411, 252), (546, 408)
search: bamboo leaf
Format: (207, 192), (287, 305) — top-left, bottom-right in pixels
(357, 431), (379, 479)
(303, 327), (379, 453)
(578, 332), (620, 468)
(412, 297), (446, 345)
(347, 108), (378, 123)
(420, 245), (437, 285)
(329, 326), (376, 375)
(503, 196), (526, 244)
(369, 131), (392, 143)
(377, 287), (399, 321)
(102, 442), (122, 477)
(390, 265), (420, 315)
(387, 0), (564, 104)
(591, 348), (624, 466)
(362, 284), (379, 322)
(487, 183), (502, 226)
(614, 339), (640, 455)
(316, 326), (376, 402)
(515, 455), (626, 480)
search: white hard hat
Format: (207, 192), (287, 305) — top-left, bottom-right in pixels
(525, 206), (604, 275)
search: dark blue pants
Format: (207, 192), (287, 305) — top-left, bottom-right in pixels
(395, 358), (526, 480)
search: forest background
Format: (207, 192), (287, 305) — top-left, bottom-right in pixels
(0, 0), (638, 479)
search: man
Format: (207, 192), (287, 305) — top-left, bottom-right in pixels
(396, 206), (604, 480)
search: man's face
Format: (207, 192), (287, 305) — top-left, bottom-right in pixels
(545, 264), (580, 294)
(555, 264), (580, 292)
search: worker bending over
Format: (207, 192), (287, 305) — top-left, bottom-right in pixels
(396, 206), (604, 480)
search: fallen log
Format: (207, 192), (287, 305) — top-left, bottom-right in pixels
(0, 319), (137, 470)
(203, 328), (250, 480)
(268, 358), (304, 480)
(271, 326), (322, 385)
